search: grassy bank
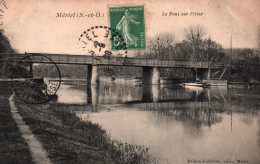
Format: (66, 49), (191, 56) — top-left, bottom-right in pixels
(14, 100), (158, 163)
(0, 82), (33, 163)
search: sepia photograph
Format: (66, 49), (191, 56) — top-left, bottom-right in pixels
(0, 0), (260, 163)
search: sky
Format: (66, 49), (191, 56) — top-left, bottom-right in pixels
(2, 0), (260, 55)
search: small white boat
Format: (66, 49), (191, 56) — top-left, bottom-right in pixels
(182, 82), (211, 88)
(184, 85), (204, 92)
(183, 82), (204, 87)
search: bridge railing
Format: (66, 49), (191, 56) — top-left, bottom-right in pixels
(90, 57), (214, 68)
(29, 54), (93, 64)
(7, 53), (227, 68)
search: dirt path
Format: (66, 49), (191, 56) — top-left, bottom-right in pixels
(0, 81), (32, 163)
(9, 94), (51, 164)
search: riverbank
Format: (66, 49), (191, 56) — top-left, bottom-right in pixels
(13, 97), (157, 163)
(0, 82), (33, 163)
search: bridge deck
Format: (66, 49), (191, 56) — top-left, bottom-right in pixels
(8, 53), (226, 68)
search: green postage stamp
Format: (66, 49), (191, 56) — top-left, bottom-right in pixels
(109, 5), (146, 50)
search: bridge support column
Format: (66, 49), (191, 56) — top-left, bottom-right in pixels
(29, 63), (33, 75)
(87, 65), (99, 85)
(142, 67), (160, 85)
(27, 63), (33, 78)
(197, 68), (210, 80)
(192, 68), (198, 81)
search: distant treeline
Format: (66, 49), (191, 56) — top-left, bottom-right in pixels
(33, 64), (142, 78)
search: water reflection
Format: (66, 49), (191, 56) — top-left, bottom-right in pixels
(56, 84), (87, 104)
(57, 80), (260, 125)
(56, 80), (260, 164)
(57, 81), (260, 127)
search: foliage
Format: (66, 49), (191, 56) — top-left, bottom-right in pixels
(201, 38), (224, 61)
(0, 30), (15, 53)
(33, 64), (88, 78)
(183, 26), (224, 61)
(149, 33), (175, 60)
(99, 66), (141, 77)
(228, 57), (260, 82)
(136, 26), (226, 62)
(174, 40), (193, 60)
(184, 25), (206, 59)
(0, 30), (16, 77)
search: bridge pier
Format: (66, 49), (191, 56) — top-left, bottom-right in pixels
(87, 65), (99, 85)
(29, 63), (33, 77)
(194, 68), (210, 81)
(142, 67), (160, 85)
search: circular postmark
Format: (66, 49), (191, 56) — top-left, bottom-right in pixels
(77, 26), (128, 59)
(11, 54), (61, 104)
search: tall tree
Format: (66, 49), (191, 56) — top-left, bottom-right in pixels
(257, 26), (260, 51)
(185, 25), (206, 60)
(174, 40), (193, 60)
(149, 33), (175, 60)
(202, 38), (224, 62)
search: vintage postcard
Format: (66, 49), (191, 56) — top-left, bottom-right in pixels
(0, 0), (260, 164)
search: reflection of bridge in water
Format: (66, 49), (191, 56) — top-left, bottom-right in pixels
(87, 84), (237, 104)
(60, 81), (260, 113)
(68, 83), (260, 128)
(81, 85), (225, 127)
(87, 85), (210, 105)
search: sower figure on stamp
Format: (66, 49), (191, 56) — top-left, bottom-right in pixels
(116, 9), (140, 47)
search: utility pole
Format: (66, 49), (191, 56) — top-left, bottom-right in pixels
(207, 38), (211, 80)
(230, 35), (232, 63)
(228, 35), (233, 80)
(157, 38), (160, 65)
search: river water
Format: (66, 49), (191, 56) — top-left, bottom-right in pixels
(56, 79), (260, 164)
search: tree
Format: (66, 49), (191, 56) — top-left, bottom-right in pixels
(184, 26), (224, 62)
(0, 29), (15, 53)
(184, 25), (206, 60)
(0, 30), (16, 77)
(201, 38), (224, 62)
(174, 40), (193, 60)
(149, 33), (175, 60)
(241, 49), (254, 60)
